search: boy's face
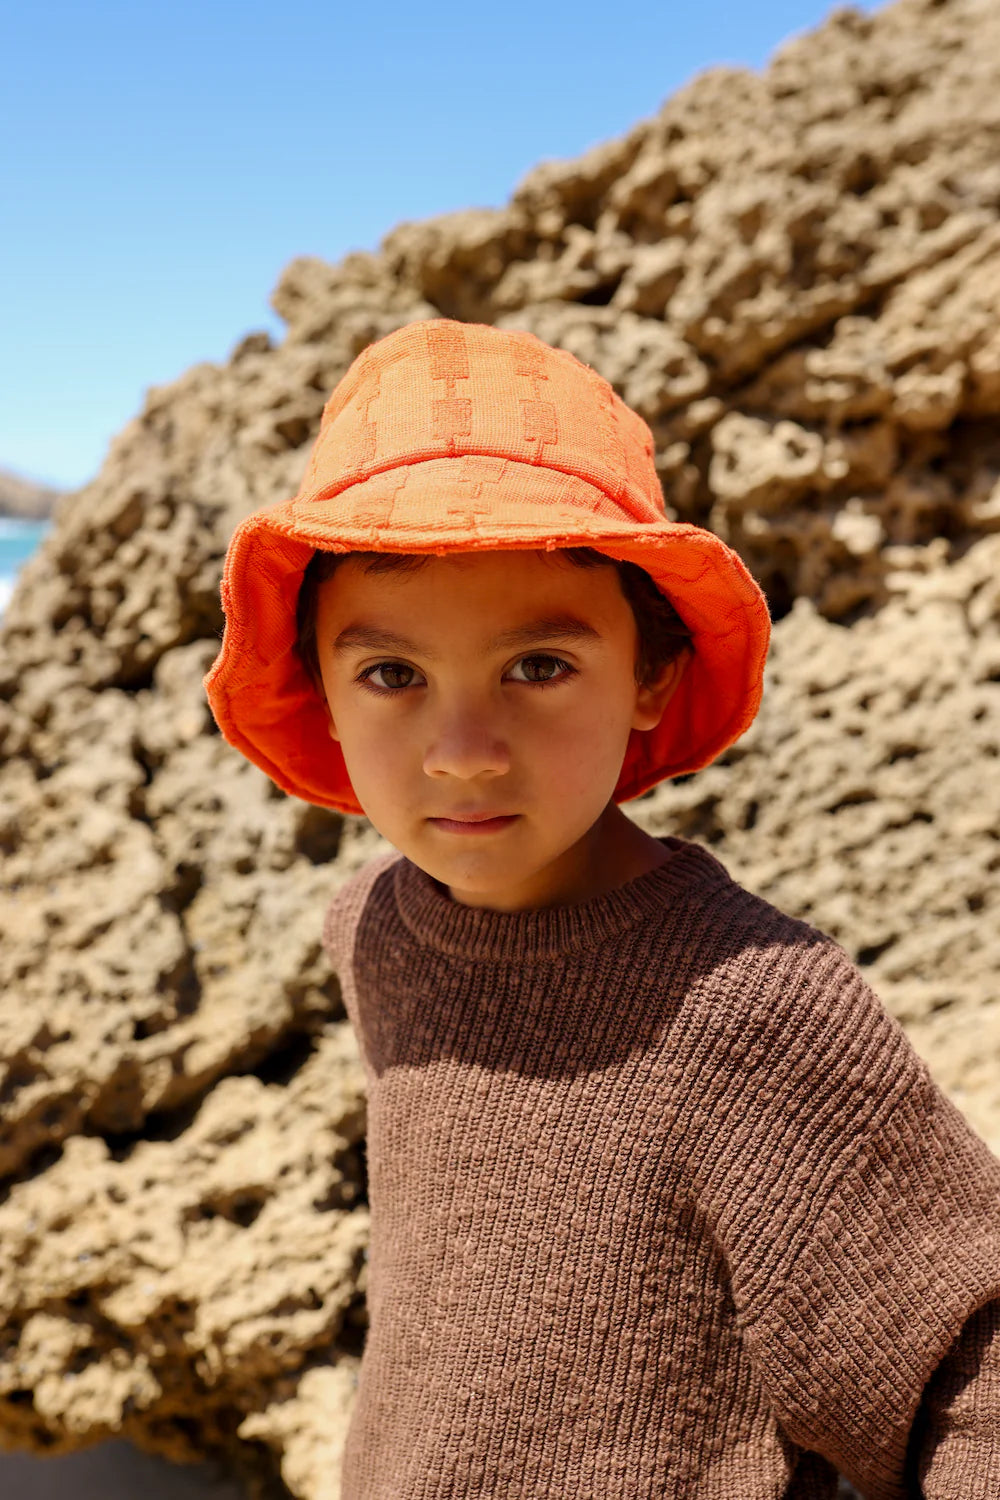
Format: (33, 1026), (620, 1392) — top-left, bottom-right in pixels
(314, 550), (684, 911)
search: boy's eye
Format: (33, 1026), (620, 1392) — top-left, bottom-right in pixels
(359, 661), (424, 691)
(506, 654), (574, 684)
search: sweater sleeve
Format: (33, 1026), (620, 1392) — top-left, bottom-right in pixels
(688, 927), (1000, 1500)
(912, 1295), (1000, 1497)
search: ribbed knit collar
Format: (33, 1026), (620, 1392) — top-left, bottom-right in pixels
(392, 835), (728, 963)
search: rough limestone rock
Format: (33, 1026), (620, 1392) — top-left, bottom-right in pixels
(1, 0), (999, 1493)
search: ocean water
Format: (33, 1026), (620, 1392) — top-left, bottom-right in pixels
(0, 517), (49, 615)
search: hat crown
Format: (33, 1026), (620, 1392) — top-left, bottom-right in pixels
(296, 319), (665, 525)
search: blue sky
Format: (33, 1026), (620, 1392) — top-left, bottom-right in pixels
(3, 0), (880, 491)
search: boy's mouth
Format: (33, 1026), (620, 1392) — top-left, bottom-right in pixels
(427, 813), (520, 835)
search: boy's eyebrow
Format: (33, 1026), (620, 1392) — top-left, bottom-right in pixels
(331, 625), (424, 656)
(488, 616), (603, 652)
(331, 614), (602, 658)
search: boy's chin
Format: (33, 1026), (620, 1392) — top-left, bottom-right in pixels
(403, 830), (597, 912)
(383, 827), (549, 905)
(412, 847), (531, 898)
(360, 805), (615, 907)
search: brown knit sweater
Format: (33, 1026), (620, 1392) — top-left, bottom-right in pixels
(322, 836), (1000, 1499)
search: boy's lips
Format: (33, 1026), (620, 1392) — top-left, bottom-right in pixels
(427, 812), (520, 835)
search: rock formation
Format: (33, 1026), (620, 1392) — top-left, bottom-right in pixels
(1, 0), (999, 1492)
(0, 467), (61, 521)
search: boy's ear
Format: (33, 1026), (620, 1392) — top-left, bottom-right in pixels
(631, 648), (690, 733)
(311, 674), (340, 741)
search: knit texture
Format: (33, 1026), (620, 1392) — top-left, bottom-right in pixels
(323, 839), (1000, 1499)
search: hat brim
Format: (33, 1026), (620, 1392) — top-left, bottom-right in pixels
(204, 456), (771, 813)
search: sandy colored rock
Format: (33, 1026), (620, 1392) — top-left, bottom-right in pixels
(0, 1024), (368, 1494)
(2, 0), (1000, 1493)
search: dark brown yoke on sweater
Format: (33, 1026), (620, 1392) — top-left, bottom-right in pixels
(323, 837), (1000, 1500)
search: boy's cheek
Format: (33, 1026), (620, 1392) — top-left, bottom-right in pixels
(339, 741), (414, 823)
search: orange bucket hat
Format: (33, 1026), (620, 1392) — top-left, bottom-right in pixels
(204, 318), (770, 814)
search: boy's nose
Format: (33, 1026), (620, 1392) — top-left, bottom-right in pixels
(422, 713), (511, 781)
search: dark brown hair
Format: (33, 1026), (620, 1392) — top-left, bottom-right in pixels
(296, 547), (693, 690)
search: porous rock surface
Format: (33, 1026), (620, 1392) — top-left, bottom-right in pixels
(1, 0), (999, 1492)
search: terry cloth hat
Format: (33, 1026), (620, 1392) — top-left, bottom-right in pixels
(204, 318), (771, 813)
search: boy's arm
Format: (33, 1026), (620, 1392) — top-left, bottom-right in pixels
(688, 932), (1000, 1500)
(913, 1296), (1000, 1497)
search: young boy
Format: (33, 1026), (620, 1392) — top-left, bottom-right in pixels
(205, 320), (1000, 1499)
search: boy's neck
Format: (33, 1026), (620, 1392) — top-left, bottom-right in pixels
(445, 803), (671, 914)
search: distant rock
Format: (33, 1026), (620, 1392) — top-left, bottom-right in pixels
(0, 466), (63, 520)
(1, 0), (999, 1495)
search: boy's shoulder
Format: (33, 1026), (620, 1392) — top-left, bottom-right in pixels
(660, 837), (860, 989)
(661, 837), (926, 1094)
(321, 845), (403, 975)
